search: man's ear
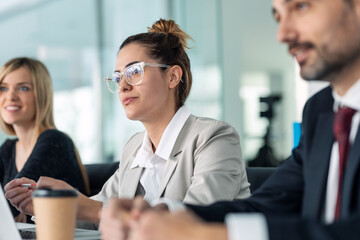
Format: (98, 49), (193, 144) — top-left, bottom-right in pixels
(168, 65), (183, 89)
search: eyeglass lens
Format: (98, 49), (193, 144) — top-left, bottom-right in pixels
(105, 64), (144, 92)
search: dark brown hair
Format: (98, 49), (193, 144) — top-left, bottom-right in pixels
(119, 19), (193, 109)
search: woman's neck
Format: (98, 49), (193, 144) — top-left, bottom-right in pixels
(13, 124), (42, 172)
(143, 108), (177, 151)
(13, 124), (40, 150)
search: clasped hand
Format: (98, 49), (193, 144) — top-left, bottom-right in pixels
(99, 196), (218, 240)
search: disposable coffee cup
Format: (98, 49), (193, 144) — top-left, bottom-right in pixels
(32, 188), (78, 240)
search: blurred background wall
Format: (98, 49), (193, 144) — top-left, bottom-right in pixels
(0, 0), (327, 164)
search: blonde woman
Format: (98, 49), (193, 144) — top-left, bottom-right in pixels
(0, 57), (89, 222)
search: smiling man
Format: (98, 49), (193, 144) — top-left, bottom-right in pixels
(99, 1), (360, 240)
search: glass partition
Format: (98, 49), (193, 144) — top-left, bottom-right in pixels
(0, 0), (300, 165)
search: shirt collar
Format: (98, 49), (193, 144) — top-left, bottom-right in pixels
(332, 79), (360, 112)
(156, 106), (191, 160)
(130, 106), (191, 169)
(130, 132), (154, 169)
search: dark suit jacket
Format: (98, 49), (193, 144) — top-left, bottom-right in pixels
(187, 86), (360, 240)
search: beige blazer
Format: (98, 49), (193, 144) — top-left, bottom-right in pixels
(92, 115), (250, 205)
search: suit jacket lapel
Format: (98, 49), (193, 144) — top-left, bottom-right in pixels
(156, 115), (195, 198)
(341, 122), (360, 218)
(156, 151), (181, 198)
(120, 154), (144, 198)
(303, 112), (334, 219)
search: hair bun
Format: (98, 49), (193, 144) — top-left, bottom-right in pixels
(148, 18), (192, 49)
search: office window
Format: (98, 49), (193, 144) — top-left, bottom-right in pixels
(0, 0), (301, 165)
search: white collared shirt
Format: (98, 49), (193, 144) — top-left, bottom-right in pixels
(129, 106), (191, 203)
(324, 79), (360, 223)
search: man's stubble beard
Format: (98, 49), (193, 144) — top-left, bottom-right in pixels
(300, 41), (360, 83)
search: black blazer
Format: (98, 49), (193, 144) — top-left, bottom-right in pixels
(187, 86), (360, 240)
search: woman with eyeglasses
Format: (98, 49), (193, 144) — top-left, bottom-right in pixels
(0, 57), (89, 222)
(4, 19), (250, 229)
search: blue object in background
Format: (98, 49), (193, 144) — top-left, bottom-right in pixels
(293, 122), (301, 148)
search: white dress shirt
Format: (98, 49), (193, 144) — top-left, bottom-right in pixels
(129, 106), (191, 203)
(324, 79), (360, 223)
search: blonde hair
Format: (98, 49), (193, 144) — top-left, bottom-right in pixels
(0, 57), (90, 195)
(119, 19), (193, 109)
(0, 57), (55, 135)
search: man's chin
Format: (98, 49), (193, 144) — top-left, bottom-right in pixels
(300, 71), (334, 83)
(300, 71), (321, 81)
(300, 65), (331, 82)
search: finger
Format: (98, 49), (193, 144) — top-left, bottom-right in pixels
(100, 219), (128, 240)
(133, 196), (150, 211)
(131, 197), (150, 220)
(19, 177), (36, 184)
(101, 198), (135, 239)
(19, 214), (27, 222)
(129, 217), (150, 240)
(19, 198), (33, 214)
(4, 178), (33, 191)
(153, 203), (169, 212)
(5, 186), (29, 199)
(114, 198), (135, 211)
(11, 190), (32, 206)
(37, 176), (57, 188)
(14, 213), (27, 223)
(128, 228), (140, 240)
(100, 206), (134, 240)
(19, 196), (32, 209)
(128, 231), (137, 240)
(101, 228), (127, 240)
(102, 199), (130, 219)
(101, 231), (127, 240)
(101, 204), (129, 229)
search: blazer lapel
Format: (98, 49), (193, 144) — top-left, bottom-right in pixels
(156, 116), (195, 198)
(341, 122), (360, 218)
(120, 154), (144, 198)
(303, 112), (334, 219)
(156, 151), (181, 198)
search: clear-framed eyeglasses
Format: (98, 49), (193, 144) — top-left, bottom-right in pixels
(104, 61), (170, 93)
